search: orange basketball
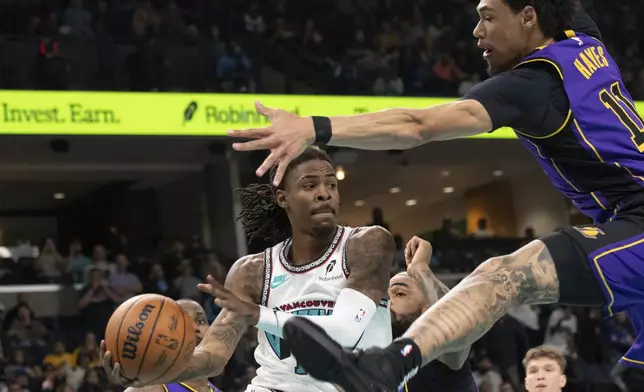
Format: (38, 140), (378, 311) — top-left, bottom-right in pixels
(105, 294), (196, 384)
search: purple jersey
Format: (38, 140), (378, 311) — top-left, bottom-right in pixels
(514, 31), (644, 222)
(162, 382), (221, 392)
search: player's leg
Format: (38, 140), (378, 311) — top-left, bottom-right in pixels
(284, 226), (611, 391)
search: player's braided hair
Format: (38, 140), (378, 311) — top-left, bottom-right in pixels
(504, 0), (579, 38)
(236, 146), (333, 248)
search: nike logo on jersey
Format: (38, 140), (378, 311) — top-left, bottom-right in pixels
(270, 274), (291, 289)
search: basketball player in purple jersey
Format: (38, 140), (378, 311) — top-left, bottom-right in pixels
(101, 300), (222, 392)
(228, 0), (644, 390)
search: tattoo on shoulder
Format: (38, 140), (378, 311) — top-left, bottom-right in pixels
(346, 226), (395, 302)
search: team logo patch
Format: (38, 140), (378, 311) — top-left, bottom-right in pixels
(573, 226), (605, 239)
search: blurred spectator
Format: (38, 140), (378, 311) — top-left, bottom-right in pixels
(73, 332), (100, 369)
(434, 218), (462, 242)
(544, 306), (578, 357)
(162, 240), (186, 280)
(64, 353), (91, 390)
(144, 263), (175, 297)
(473, 218), (495, 239)
(577, 308), (604, 364)
(473, 356), (503, 392)
(68, 239), (92, 283)
(4, 349), (37, 381)
(78, 269), (118, 339)
(62, 0), (93, 37)
(6, 304), (48, 349)
(372, 67), (404, 96)
(243, 3), (266, 36)
(77, 368), (101, 392)
(35, 238), (65, 282)
(369, 207), (390, 230)
(83, 245), (109, 284)
(173, 259), (202, 301)
(201, 252), (227, 284)
(108, 253), (143, 304)
(43, 340), (75, 369)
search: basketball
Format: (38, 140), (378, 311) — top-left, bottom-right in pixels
(105, 294), (197, 384)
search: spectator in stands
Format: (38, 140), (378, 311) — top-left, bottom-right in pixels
(108, 253), (142, 304)
(162, 240), (185, 280)
(369, 207), (390, 230)
(68, 239), (91, 283)
(577, 308), (604, 365)
(244, 3), (267, 36)
(132, 0), (160, 39)
(372, 66), (404, 96)
(478, 315), (529, 391)
(35, 238), (64, 282)
(73, 332), (100, 369)
(78, 269), (119, 339)
(3, 349), (37, 380)
(62, 0), (93, 37)
(5, 382), (22, 392)
(173, 259), (201, 301)
(92, 0), (114, 37)
(473, 218), (495, 238)
(434, 217), (462, 242)
(83, 245), (109, 284)
(6, 304), (48, 349)
(143, 263), (175, 297)
(77, 368), (101, 392)
(472, 356), (503, 392)
(64, 353), (90, 390)
(43, 340), (74, 369)
(544, 306), (578, 358)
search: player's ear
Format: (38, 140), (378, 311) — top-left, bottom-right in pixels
(521, 6), (537, 28)
(559, 374), (567, 388)
(275, 190), (287, 209)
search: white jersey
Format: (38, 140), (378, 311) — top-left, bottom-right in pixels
(247, 226), (392, 392)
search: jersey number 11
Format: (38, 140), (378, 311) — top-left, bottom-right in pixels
(600, 81), (644, 151)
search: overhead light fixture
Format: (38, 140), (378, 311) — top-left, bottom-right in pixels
(441, 170), (451, 177)
(443, 187), (454, 194)
(389, 187), (401, 194)
(493, 170), (504, 176)
(354, 200), (365, 207)
(405, 199), (417, 206)
(53, 193), (66, 200)
(336, 166), (346, 180)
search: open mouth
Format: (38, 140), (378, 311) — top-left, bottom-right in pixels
(312, 207), (335, 216)
(478, 42), (493, 59)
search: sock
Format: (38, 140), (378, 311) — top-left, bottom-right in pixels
(384, 338), (423, 386)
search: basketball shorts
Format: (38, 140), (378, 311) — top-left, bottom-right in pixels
(541, 202), (644, 368)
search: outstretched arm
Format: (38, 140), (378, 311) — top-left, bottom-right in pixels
(254, 226), (395, 347)
(403, 240), (559, 366)
(325, 100), (492, 150)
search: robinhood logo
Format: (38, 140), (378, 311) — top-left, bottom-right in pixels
(183, 102), (300, 125)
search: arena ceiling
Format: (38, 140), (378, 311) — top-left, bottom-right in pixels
(0, 136), (543, 211)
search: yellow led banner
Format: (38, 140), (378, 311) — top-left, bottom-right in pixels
(2, 90), (642, 138)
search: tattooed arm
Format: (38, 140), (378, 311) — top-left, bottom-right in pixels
(162, 254), (264, 383)
(406, 262), (470, 370)
(403, 240), (560, 365)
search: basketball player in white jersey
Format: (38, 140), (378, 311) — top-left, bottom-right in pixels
(101, 146), (394, 392)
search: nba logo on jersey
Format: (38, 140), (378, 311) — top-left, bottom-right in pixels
(400, 344), (413, 357)
(354, 309), (366, 323)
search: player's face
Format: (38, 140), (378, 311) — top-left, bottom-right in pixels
(473, 0), (538, 75)
(388, 273), (427, 338)
(524, 358), (566, 392)
(278, 159), (340, 237)
(179, 302), (209, 345)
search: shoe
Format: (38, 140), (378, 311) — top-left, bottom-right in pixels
(283, 317), (402, 392)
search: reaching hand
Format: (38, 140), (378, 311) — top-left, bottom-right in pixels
(404, 236), (433, 269)
(197, 275), (260, 326)
(227, 101), (316, 186)
(100, 340), (142, 388)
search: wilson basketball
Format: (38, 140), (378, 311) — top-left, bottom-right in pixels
(105, 294), (197, 384)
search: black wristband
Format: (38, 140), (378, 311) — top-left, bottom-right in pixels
(312, 116), (332, 145)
